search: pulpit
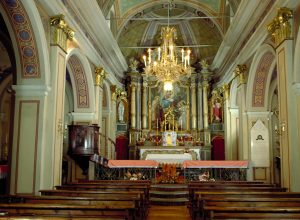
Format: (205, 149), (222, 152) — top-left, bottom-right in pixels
(68, 124), (99, 175)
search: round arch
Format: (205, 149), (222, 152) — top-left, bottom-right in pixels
(0, 0), (50, 85)
(246, 44), (276, 111)
(66, 49), (95, 113)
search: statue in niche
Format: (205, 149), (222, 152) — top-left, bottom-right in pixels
(212, 100), (222, 122)
(118, 101), (125, 122)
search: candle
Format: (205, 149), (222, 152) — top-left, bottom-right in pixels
(143, 55), (147, 66)
(181, 48), (184, 63)
(170, 45), (173, 60)
(181, 119), (183, 131)
(148, 49), (151, 64)
(158, 47), (161, 61)
(187, 50), (191, 65)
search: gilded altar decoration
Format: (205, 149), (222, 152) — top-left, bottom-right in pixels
(267, 7), (293, 47)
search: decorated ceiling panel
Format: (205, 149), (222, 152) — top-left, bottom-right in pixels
(100, 0), (235, 69)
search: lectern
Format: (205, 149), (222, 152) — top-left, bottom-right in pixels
(68, 124), (99, 175)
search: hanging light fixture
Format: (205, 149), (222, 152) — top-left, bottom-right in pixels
(142, 1), (192, 90)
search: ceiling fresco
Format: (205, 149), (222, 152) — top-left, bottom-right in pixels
(101, 0), (239, 69)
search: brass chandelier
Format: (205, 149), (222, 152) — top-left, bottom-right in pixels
(142, 3), (192, 90)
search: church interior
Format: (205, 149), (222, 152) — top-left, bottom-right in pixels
(1, 0), (300, 219)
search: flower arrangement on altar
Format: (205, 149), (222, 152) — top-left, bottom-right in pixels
(157, 164), (181, 184)
(124, 171), (145, 181)
(198, 171), (215, 182)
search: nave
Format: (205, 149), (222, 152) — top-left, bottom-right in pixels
(0, 179), (300, 219)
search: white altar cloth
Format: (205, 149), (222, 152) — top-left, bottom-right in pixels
(145, 153), (192, 164)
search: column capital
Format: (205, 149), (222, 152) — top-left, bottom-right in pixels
(267, 7), (293, 47)
(202, 80), (209, 89)
(50, 14), (75, 52)
(234, 64), (247, 86)
(110, 85), (117, 101)
(221, 84), (230, 100)
(94, 66), (107, 86)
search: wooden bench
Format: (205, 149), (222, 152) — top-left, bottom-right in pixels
(204, 206), (300, 219)
(39, 190), (147, 219)
(188, 186), (286, 219)
(188, 183), (280, 203)
(190, 192), (300, 219)
(0, 202), (136, 220)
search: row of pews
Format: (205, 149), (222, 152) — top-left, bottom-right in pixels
(0, 179), (151, 219)
(188, 181), (300, 219)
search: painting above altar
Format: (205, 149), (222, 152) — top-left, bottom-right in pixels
(150, 82), (188, 131)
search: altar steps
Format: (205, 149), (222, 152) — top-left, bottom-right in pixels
(150, 184), (189, 206)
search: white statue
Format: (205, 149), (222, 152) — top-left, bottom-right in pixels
(118, 101), (125, 122)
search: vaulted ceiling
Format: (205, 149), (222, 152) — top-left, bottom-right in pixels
(98, 0), (241, 68)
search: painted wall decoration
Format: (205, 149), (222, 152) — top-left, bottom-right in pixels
(68, 55), (89, 108)
(252, 52), (275, 107)
(150, 82), (188, 130)
(1, 0), (40, 78)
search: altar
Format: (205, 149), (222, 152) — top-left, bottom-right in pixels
(137, 145), (211, 163)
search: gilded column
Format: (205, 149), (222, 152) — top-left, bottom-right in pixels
(197, 83), (203, 130)
(202, 80), (209, 130)
(191, 74), (197, 130)
(130, 83), (136, 129)
(200, 59), (211, 148)
(48, 14), (74, 187)
(268, 8), (299, 191)
(142, 76), (148, 130)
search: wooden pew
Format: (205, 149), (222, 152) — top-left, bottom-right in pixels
(188, 185), (286, 219)
(0, 194), (143, 219)
(188, 182), (279, 203)
(192, 192), (300, 220)
(39, 190), (147, 219)
(204, 206), (300, 219)
(77, 180), (151, 184)
(0, 203), (136, 220)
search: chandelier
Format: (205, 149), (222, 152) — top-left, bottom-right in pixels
(142, 5), (192, 90)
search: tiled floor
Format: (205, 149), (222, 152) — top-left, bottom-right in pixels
(147, 205), (191, 220)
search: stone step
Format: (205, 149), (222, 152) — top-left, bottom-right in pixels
(150, 190), (188, 198)
(150, 197), (189, 206)
(151, 184), (188, 191)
